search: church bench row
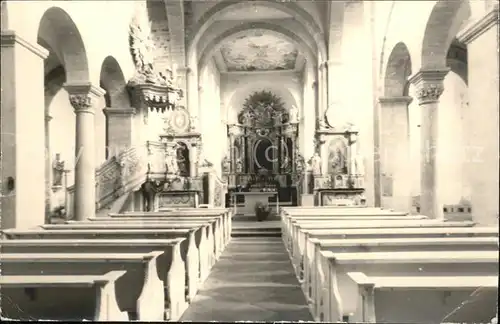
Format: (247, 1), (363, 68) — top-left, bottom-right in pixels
(0, 251), (170, 321)
(109, 207), (233, 236)
(316, 249), (499, 322)
(283, 215), (430, 250)
(0, 271), (129, 321)
(2, 225), (217, 304)
(47, 219), (223, 262)
(1, 208), (232, 321)
(0, 238), (196, 308)
(346, 272), (498, 323)
(104, 209), (232, 242)
(288, 219), (476, 272)
(280, 208), (498, 322)
(303, 236), (499, 320)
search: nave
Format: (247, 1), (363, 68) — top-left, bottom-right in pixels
(1, 206), (498, 323)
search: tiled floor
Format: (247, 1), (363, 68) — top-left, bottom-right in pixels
(180, 237), (313, 322)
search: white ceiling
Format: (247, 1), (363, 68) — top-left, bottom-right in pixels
(217, 5), (292, 21)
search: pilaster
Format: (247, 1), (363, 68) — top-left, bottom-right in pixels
(378, 96), (413, 212)
(457, 3), (499, 225)
(1, 30), (48, 229)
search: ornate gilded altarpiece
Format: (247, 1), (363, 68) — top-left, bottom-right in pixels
(312, 122), (366, 206)
(222, 91), (305, 205)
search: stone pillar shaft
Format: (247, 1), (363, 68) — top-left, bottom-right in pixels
(65, 83), (106, 221)
(409, 69), (449, 219)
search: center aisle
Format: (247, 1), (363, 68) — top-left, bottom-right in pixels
(180, 237), (313, 322)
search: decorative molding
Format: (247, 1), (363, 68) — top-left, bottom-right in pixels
(408, 69), (449, 105)
(0, 30), (49, 59)
(64, 83), (106, 113)
(456, 3), (499, 45)
(378, 96), (413, 106)
(103, 107), (137, 116)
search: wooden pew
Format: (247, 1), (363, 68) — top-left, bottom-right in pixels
(282, 215), (428, 249)
(281, 209), (413, 248)
(319, 250), (499, 322)
(53, 220), (219, 277)
(346, 272), (498, 323)
(0, 252), (171, 321)
(291, 220), (475, 275)
(0, 270), (129, 321)
(75, 216), (226, 260)
(304, 236), (499, 320)
(1, 228), (208, 300)
(110, 208), (232, 241)
(0, 238), (194, 307)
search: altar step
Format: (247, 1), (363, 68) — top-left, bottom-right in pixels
(231, 227), (282, 238)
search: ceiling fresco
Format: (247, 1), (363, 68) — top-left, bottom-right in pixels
(220, 30), (299, 72)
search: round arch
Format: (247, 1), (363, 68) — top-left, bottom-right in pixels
(37, 6), (90, 83)
(99, 56), (130, 108)
(421, 0), (471, 68)
(224, 82), (299, 123)
(384, 42), (413, 97)
(188, 0), (326, 64)
(198, 22), (318, 73)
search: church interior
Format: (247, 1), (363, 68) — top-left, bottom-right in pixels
(0, 0), (498, 322)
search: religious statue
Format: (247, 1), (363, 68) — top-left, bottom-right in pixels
(354, 153), (365, 176)
(331, 148), (346, 175)
(289, 105), (299, 123)
(235, 158), (243, 173)
(310, 153), (322, 175)
(281, 155), (290, 172)
(52, 153), (65, 186)
(222, 156), (231, 173)
(189, 115), (197, 132)
(165, 145), (179, 175)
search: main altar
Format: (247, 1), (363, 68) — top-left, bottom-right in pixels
(222, 91), (305, 212)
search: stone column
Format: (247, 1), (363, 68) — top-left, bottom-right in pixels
(378, 96), (413, 212)
(45, 114), (53, 223)
(321, 62), (328, 120)
(457, 4), (499, 225)
(408, 69), (449, 219)
(1, 30), (48, 229)
(318, 64), (325, 122)
(103, 107), (136, 157)
(65, 83), (106, 221)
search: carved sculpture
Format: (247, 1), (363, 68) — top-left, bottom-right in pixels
(310, 153), (322, 175)
(353, 153), (365, 176)
(235, 158), (243, 173)
(289, 105), (299, 123)
(165, 145), (179, 175)
(222, 156), (231, 173)
(52, 153), (65, 187)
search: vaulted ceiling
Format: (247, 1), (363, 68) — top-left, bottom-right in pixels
(219, 29), (299, 72)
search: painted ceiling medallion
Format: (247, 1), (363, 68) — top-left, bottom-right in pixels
(220, 30), (298, 71)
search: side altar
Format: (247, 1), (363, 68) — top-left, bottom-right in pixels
(309, 121), (366, 206)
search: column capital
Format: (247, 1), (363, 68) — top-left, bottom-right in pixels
(456, 2), (499, 45)
(64, 83), (106, 114)
(103, 107), (136, 116)
(1, 30), (49, 59)
(408, 68), (449, 105)
(378, 96), (413, 106)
